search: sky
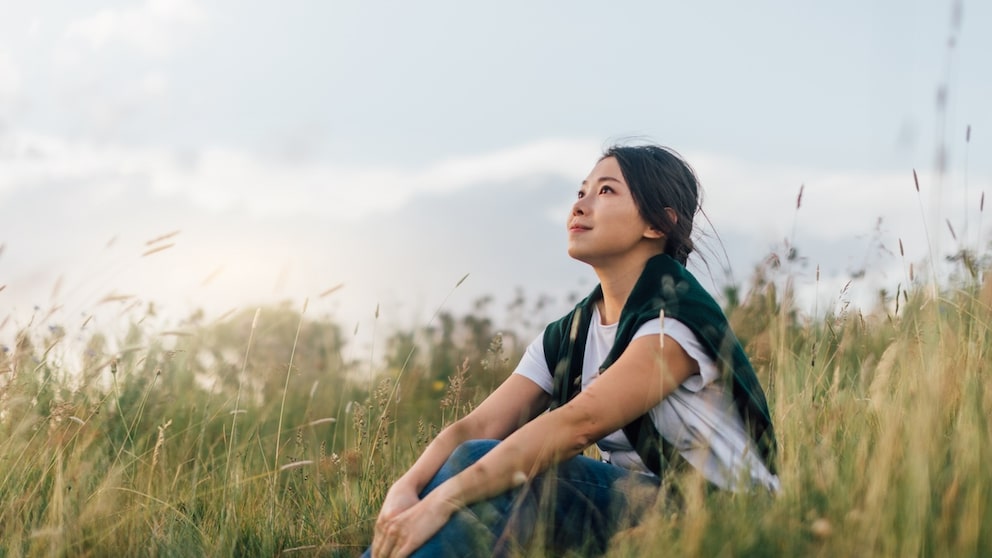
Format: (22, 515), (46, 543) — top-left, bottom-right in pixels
(1, 0), (990, 354)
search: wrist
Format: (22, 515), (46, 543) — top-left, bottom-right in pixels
(423, 479), (465, 517)
(391, 475), (420, 494)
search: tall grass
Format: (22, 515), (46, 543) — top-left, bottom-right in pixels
(1, 254), (990, 556)
(610, 261), (992, 557)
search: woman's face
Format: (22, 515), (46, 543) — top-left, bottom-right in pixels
(567, 156), (660, 266)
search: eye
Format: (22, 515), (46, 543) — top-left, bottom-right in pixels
(599, 185), (614, 194)
(576, 190), (586, 199)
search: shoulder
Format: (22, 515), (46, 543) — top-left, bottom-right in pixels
(632, 317), (721, 390)
(511, 333), (554, 394)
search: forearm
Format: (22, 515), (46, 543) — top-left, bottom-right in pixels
(424, 406), (588, 511)
(393, 418), (478, 493)
(393, 377), (548, 495)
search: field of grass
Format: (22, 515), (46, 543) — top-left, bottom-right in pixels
(1, 254), (991, 556)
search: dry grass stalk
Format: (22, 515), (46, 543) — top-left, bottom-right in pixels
(151, 419), (172, 471)
(440, 358), (470, 415)
(141, 243), (175, 257)
(201, 266), (224, 286)
(144, 230), (181, 245)
(319, 284), (344, 298)
(279, 460), (314, 472)
(980, 272), (992, 309)
(99, 293), (134, 304)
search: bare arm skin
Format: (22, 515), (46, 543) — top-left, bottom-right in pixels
(371, 374), (550, 551)
(373, 333), (697, 557)
(387, 374), (551, 495)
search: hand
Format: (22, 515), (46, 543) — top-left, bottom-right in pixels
(378, 482), (421, 525)
(371, 495), (456, 558)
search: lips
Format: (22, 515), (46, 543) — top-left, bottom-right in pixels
(568, 222), (591, 232)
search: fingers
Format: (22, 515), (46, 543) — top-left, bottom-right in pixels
(373, 520), (400, 558)
(373, 498), (437, 558)
(371, 534), (389, 558)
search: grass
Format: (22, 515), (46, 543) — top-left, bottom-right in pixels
(1, 251), (991, 556)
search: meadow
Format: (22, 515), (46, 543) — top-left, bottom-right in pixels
(1, 248), (990, 557)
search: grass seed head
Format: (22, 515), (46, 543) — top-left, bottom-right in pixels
(810, 518), (833, 539)
(151, 419), (172, 470)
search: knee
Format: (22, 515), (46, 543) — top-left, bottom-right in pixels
(448, 439), (499, 470)
(421, 439), (501, 498)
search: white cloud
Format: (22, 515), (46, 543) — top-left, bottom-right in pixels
(2, 130), (988, 350)
(690, 152), (989, 267)
(3, 130), (986, 264)
(0, 131), (602, 220)
(27, 18), (41, 38)
(140, 71), (170, 96)
(165, 137), (602, 218)
(0, 48), (21, 107)
(57, 0), (207, 60)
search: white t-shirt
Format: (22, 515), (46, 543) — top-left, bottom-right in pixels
(513, 306), (780, 492)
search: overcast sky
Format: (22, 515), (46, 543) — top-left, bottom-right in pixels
(1, 0), (990, 352)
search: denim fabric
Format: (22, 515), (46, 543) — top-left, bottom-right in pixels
(362, 439), (660, 557)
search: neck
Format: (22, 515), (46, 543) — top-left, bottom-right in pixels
(592, 251), (660, 324)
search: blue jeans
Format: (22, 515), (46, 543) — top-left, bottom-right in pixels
(362, 439), (660, 557)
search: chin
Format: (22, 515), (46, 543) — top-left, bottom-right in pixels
(567, 247), (593, 265)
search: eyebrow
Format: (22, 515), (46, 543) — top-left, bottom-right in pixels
(580, 176), (623, 185)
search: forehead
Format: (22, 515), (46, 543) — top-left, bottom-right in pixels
(583, 156), (626, 184)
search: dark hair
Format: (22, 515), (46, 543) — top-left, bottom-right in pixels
(602, 144), (700, 265)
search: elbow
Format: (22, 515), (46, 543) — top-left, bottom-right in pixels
(448, 414), (508, 444)
(568, 433), (595, 459)
(570, 415), (598, 451)
(439, 416), (479, 446)
(556, 405), (600, 458)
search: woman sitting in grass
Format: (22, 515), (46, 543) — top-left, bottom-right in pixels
(365, 143), (779, 557)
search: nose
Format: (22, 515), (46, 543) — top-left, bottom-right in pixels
(571, 196), (587, 216)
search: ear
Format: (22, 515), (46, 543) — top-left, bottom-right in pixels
(643, 208), (678, 240)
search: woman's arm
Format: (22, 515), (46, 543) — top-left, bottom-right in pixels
(429, 333), (695, 507)
(374, 333), (697, 557)
(387, 374), (551, 496)
(373, 373), (550, 548)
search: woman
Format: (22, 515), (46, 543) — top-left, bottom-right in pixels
(366, 144), (779, 557)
